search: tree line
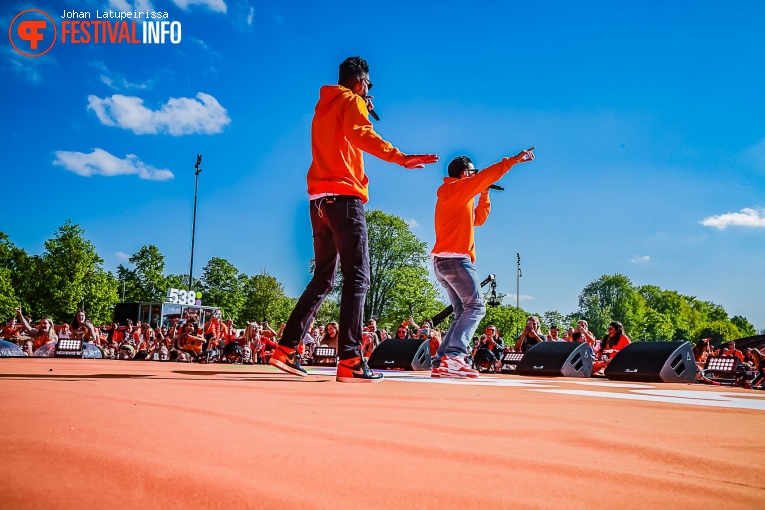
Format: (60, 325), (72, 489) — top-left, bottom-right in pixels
(1, 214), (758, 345)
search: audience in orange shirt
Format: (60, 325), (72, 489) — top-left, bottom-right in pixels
(722, 341), (745, 363)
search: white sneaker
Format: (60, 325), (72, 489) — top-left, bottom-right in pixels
(440, 357), (479, 379)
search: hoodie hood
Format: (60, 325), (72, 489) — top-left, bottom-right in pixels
(315, 85), (355, 116)
(305, 85), (407, 203)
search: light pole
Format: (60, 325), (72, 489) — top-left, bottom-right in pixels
(516, 252), (522, 310)
(188, 154), (202, 289)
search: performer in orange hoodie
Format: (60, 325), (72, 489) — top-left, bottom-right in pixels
(269, 56), (438, 383)
(430, 150), (535, 378)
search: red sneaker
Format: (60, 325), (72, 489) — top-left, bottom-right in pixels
(440, 357), (479, 379)
(268, 345), (308, 377)
(336, 357), (383, 383)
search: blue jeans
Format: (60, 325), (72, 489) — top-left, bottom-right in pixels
(279, 196), (370, 360)
(433, 256), (486, 362)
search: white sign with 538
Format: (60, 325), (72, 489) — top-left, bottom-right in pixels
(166, 288), (197, 305)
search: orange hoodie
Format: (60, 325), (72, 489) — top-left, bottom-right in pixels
(431, 158), (516, 263)
(306, 85), (408, 203)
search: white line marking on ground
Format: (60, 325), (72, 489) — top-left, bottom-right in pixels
(531, 389), (765, 411)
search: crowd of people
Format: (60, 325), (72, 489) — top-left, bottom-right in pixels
(5, 306), (763, 379)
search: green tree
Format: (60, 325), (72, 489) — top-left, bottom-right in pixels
(0, 232), (34, 314)
(578, 274), (644, 338)
(314, 298), (340, 327)
(320, 210), (434, 323)
(381, 265), (444, 328)
(0, 267), (20, 319)
(730, 315), (756, 337)
(477, 303), (530, 348)
(694, 321), (742, 345)
(240, 270), (289, 323)
(0, 233), (24, 318)
(642, 309), (674, 341)
(199, 257), (245, 322)
(36, 221), (117, 323)
(116, 245), (170, 302)
(82, 269), (119, 324)
(541, 310), (569, 332)
(638, 286), (696, 336)
(365, 210), (431, 321)
(693, 300), (729, 323)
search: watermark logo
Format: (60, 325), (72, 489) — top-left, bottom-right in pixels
(9, 9), (57, 57)
(9, 8), (181, 57)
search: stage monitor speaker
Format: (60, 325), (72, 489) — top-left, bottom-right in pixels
(604, 341), (696, 383)
(515, 341), (592, 377)
(367, 338), (431, 371)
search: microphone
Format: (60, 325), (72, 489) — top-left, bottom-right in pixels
(488, 184), (504, 191)
(363, 95), (380, 121)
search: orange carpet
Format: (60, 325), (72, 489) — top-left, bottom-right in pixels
(1, 359), (763, 509)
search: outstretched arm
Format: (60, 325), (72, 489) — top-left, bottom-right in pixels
(402, 154), (439, 168)
(16, 308), (33, 334)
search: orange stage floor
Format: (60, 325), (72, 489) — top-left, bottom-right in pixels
(1, 359), (764, 509)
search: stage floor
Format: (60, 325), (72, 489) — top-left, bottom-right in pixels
(1, 359), (763, 509)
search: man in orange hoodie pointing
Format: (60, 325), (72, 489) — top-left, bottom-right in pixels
(430, 149), (535, 378)
(269, 56), (439, 383)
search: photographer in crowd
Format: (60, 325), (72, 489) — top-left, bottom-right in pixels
(515, 315), (547, 353)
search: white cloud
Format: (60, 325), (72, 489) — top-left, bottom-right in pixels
(111, 0), (227, 14)
(6, 48), (57, 83)
(631, 255), (651, 263)
(406, 219), (420, 228)
(115, 252), (131, 261)
(229, 1), (255, 31)
(87, 92), (231, 135)
(92, 61), (154, 92)
(100, 75), (115, 88)
(700, 208), (765, 230)
(187, 37), (222, 59)
(172, 0), (228, 13)
(109, 0), (155, 11)
(506, 294), (535, 301)
(53, 149), (174, 181)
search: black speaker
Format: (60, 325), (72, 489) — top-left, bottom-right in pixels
(604, 341), (696, 383)
(367, 338), (431, 371)
(113, 303), (139, 325)
(515, 342), (592, 377)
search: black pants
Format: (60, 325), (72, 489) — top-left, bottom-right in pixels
(279, 196), (370, 360)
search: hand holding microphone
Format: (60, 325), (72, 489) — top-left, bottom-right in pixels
(487, 147), (536, 192)
(363, 95), (380, 121)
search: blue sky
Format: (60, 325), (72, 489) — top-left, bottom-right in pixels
(2, 0), (764, 330)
